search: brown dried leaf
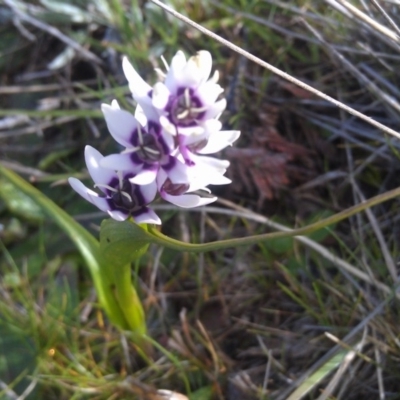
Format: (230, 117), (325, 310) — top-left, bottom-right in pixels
(227, 148), (289, 203)
(226, 106), (313, 206)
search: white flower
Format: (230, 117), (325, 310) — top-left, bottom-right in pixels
(100, 100), (189, 186)
(186, 154), (232, 188)
(70, 50), (241, 223)
(156, 169), (217, 208)
(123, 50), (226, 134)
(159, 117), (240, 166)
(121, 49), (241, 191)
(68, 146), (161, 224)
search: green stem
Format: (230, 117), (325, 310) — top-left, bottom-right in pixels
(111, 262), (152, 354)
(90, 258), (131, 330)
(113, 263), (146, 335)
(147, 185), (400, 252)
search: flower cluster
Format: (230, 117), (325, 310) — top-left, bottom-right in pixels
(69, 50), (240, 224)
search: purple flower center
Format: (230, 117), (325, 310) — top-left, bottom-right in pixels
(186, 138), (208, 153)
(162, 178), (189, 196)
(131, 122), (167, 163)
(168, 87), (205, 127)
(107, 176), (145, 213)
(135, 133), (162, 162)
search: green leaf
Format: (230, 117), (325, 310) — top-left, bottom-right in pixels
(189, 386), (214, 400)
(0, 322), (37, 398)
(0, 167), (98, 273)
(306, 210), (336, 243)
(100, 219), (154, 266)
(0, 165), (129, 329)
(39, 0), (92, 23)
(261, 235), (294, 255)
(0, 179), (45, 223)
(286, 348), (349, 400)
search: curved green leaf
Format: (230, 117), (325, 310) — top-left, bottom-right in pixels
(0, 179), (45, 223)
(100, 219), (154, 266)
(0, 165), (129, 329)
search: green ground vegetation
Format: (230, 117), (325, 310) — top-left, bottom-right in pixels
(1, 0), (400, 399)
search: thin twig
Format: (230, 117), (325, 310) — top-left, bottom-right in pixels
(334, 0), (400, 45)
(373, 328), (386, 400)
(0, 380), (18, 400)
(371, 0), (400, 37)
(303, 19), (400, 115)
(353, 184), (398, 283)
(277, 298), (391, 400)
(147, 200), (400, 301)
(214, 198), (399, 300)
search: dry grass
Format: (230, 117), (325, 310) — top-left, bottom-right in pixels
(1, 0), (400, 399)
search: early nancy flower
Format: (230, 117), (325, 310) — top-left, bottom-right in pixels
(123, 50), (226, 135)
(167, 117), (240, 167)
(100, 100), (189, 186)
(68, 146), (161, 224)
(122, 49), (240, 175)
(70, 49), (240, 224)
(156, 168), (217, 208)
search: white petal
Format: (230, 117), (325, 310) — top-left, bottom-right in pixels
(162, 192), (216, 208)
(133, 105), (162, 132)
(156, 168), (167, 189)
(128, 167), (157, 185)
(186, 155), (231, 189)
(191, 153), (230, 171)
(179, 50), (212, 88)
(84, 146), (116, 187)
(198, 130), (240, 154)
(90, 195), (112, 212)
(186, 182), (208, 192)
(170, 50), (186, 70)
(139, 181), (158, 204)
(161, 156), (189, 184)
(203, 118), (223, 132)
(107, 209), (129, 221)
(204, 98), (227, 120)
(133, 208), (161, 224)
(191, 50), (212, 83)
(160, 115), (178, 136)
(159, 126), (175, 150)
(210, 70), (219, 84)
(122, 56), (152, 101)
(101, 103), (139, 147)
(100, 153), (143, 172)
(174, 124), (205, 138)
(178, 119), (220, 146)
(196, 81), (223, 105)
(179, 61), (201, 88)
(134, 105), (148, 126)
(152, 82), (170, 110)
(69, 177), (110, 212)
(122, 57), (159, 121)
(165, 50), (186, 91)
(180, 131), (208, 147)
(203, 174), (231, 185)
(188, 170), (231, 191)
(111, 99), (120, 109)
(69, 177), (93, 202)
(141, 102), (161, 123)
